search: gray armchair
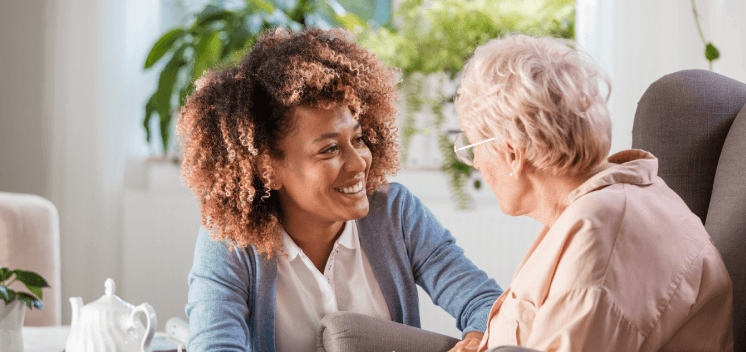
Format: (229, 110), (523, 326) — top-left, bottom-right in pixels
(317, 69), (744, 352)
(632, 69), (746, 352)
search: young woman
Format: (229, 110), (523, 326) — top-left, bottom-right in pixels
(177, 27), (502, 352)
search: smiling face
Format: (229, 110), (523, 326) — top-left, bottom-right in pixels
(272, 105), (372, 228)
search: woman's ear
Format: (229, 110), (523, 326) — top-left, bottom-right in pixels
(504, 140), (526, 176)
(269, 175), (283, 190)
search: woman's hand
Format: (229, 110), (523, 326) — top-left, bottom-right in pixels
(448, 331), (484, 352)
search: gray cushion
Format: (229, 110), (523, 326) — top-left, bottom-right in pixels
(317, 312), (459, 352)
(706, 105), (746, 350)
(632, 69), (746, 223)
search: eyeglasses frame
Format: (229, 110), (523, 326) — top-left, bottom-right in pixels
(453, 132), (496, 166)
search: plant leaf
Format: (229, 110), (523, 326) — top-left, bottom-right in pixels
(705, 43), (720, 61)
(6, 289), (17, 303)
(193, 31), (223, 82)
(194, 5), (231, 27)
(144, 28), (186, 69)
(179, 86), (192, 109)
(323, 0), (368, 31)
(153, 47), (187, 154)
(25, 284), (43, 301)
(16, 292), (42, 310)
(249, 0), (274, 14)
(0, 286), (8, 302)
(0, 267), (10, 282)
(450, 160), (472, 174)
(159, 107), (172, 155)
(143, 95), (156, 143)
(334, 13), (369, 32)
(12, 270), (49, 288)
(222, 16), (251, 59)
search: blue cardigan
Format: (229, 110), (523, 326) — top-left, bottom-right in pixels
(186, 183), (503, 352)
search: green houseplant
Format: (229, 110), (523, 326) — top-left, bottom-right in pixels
(143, 0), (367, 158)
(0, 267), (49, 351)
(357, 0), (575, 208)
(0, 267), (48, 310)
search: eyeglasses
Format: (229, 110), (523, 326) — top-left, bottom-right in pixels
(453, 132), (496, 166)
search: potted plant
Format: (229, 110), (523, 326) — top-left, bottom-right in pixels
(0, 267), (49, 352)
(142, 0), (368, 159)
(357, 0), (574, 208)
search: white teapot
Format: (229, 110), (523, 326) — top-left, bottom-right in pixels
(66, 278), (157, 352)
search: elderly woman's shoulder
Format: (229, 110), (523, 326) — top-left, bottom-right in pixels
(564, 184), (629, 225)
(546, 185), (644, 292)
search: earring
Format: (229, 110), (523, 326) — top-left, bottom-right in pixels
(510, 172), (513, 177)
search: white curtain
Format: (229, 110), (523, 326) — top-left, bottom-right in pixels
(577, 0), (746, 155)
(45, 0), (162, 324)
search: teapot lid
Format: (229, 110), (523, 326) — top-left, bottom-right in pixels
(86, 278), (134, 311)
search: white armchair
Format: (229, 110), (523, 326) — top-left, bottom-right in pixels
(0, 192), (61, 326)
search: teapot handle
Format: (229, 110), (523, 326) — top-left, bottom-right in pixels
(130, 303), (157, 352)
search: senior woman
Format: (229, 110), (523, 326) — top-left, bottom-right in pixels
(177, 27), (501, 352)
(449, 34), (733, 352)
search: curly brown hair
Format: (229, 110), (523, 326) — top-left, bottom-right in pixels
(177, 27), (401, 258)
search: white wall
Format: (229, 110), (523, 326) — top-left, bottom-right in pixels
(0, 2), (51, 199)
(577, 0), (746, 155)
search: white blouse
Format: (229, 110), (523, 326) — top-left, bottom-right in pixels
(275, 220), (391, 352)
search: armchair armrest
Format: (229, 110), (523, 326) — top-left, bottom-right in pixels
(317, 312), (459, 352)
(316, 311), (542, 352)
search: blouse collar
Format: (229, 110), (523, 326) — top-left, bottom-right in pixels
(568, 149), (658, 203)
(281, 220), (356, 261)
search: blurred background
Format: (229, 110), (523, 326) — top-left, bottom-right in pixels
(1, 0), (745, 337)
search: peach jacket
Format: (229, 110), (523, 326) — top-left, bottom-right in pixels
(479, 150), (733, 352)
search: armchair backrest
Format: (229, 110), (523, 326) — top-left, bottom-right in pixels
(0, 192), (61, 326)
(632, 69), (746, 350)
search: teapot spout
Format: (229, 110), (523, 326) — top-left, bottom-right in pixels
(69, 297), (84, 326)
